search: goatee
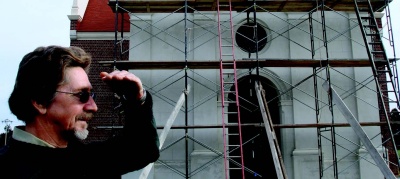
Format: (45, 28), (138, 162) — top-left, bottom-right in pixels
(74, 128), (89, 140)
(73, 114), (92, 140)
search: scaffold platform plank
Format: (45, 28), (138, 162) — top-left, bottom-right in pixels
(99, 59), (385, 69)
(108, 0), (389, 13)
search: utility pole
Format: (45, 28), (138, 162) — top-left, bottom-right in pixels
(2, 119), (12, 146)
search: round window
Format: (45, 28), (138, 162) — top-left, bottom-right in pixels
(235, 22), (268, 53)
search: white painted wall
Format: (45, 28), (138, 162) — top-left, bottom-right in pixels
(123, 11), (385, 179)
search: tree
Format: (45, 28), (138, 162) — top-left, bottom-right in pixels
(390, 108), (400, 148)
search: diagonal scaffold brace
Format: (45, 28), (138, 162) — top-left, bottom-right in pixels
(322, 81), (396, 179)
(255, 81), (288, 179)
(139, 84), (191, 179)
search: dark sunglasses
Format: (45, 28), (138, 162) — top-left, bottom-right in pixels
(56, 90), (96, 103)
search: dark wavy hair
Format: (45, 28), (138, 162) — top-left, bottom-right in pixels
(8, 45), (92, 123)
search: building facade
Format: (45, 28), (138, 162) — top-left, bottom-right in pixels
(68, 0), (397, 178)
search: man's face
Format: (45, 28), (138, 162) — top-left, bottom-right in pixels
(46, 67), (97, 140)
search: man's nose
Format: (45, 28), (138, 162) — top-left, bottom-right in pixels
(84, 96), (98, 112)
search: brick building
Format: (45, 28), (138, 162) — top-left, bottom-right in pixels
(69, 0), (130, 142)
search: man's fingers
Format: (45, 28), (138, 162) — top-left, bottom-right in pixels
(99, 70), (144, 100)
(100, 72), (110, 80)
(101, 70), (135, 81)
(102, 71), (142, 86)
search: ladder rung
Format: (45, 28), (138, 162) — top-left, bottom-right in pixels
(224, 91), (235, 93)
(228, 168), (242, 170)
(366, 33), (380, 36)
(358, 7), (370, 11)
(373, 59), (386, 62)
(222, 54), (233, 56)
(217, 100), (236, 103)
(227, 144), (240, 147)
(369, 42), (382, 45)
(371, 51), (384, 54)
(227, 155), (241, 158)
(222, 45), (233, 47)
(378, 80), (391, 83)
(381, 90), (395, 93)
(223, 82), (235, 84)
(219, 4), (229, 7)
(224, 112), (238, 114)
(363, 25), (375, 28)
(364, 27), (378, 31)
(378, 80), (392, 83)
(225, 101), (236, 103)
(361, 16), (372, 20)
(228, 133), (239, 136)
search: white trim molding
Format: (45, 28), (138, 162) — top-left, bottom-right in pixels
(68, 0), (89, 21)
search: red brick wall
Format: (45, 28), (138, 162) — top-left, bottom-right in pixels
(375, 18), (399, 175)
(70, 39), (130, 142)
(76, 0), (130, 32)
(69, 0), (131, 142)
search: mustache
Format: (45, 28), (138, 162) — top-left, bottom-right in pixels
(76, 112), (94, 121)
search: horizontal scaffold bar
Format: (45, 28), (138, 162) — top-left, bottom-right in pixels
(108, 0), (388, 13)
(94, 121), (396, 129)
(99, 59), (385, 70)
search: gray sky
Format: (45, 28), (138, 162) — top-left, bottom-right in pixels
(0, 0), (398, 133)
(0, 0), (71, 132)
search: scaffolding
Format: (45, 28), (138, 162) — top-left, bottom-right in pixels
(101, 0), (399, 178)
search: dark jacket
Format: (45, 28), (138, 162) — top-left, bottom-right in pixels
(0, 93), (159, 179)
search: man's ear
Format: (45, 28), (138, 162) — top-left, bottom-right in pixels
(32, 100), (47, 114)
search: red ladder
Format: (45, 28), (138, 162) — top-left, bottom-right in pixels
(216, 1), (245, 178)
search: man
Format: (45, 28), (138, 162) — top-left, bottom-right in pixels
(0, 46), (159, 178)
